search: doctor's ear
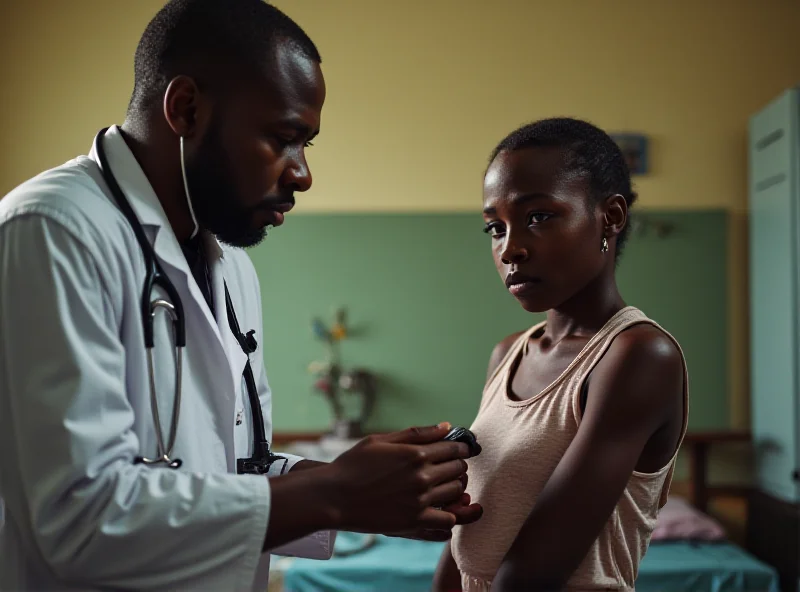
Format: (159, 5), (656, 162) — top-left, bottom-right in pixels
(162, 75), (209, 140)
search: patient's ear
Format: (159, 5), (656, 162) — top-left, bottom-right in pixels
(602, 194), (627, 239)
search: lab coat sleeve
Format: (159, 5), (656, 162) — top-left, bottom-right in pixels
(0, 213), (272, 591)
(251, 264), (337, 560)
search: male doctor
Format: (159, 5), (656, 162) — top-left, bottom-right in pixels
(0, 1), (481, 590)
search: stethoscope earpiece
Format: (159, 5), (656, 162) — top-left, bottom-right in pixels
(178, 135), (200, 240)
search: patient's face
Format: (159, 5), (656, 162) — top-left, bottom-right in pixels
(482, 147), (607, 313)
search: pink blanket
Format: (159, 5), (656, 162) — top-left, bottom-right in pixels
(651, 496), (727, 541)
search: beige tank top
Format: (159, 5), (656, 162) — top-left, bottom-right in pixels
(451, 306), (689, 591)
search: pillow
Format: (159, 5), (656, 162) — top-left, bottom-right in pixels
(651, 495), (727, 541)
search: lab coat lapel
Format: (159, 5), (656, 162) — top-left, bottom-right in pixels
(214, 274), (249, 398)
(89, 126), (240, 435)
(91, 127), (223, 337)
(206, 240), (249, 470)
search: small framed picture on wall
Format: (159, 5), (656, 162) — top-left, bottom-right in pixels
(610, 133), (648, 175)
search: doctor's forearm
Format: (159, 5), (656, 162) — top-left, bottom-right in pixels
(262, 467), (340, 551)
(290, 459), (327, 471)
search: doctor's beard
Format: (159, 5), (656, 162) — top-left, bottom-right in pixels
(182, 122), (268, 249)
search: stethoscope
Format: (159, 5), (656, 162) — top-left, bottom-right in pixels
(93, 127), (285, 475)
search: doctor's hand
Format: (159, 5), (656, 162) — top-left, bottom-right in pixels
(387, 492), (483, 542)
(389, 479), (483, 542)
(321, 423), (482, 536)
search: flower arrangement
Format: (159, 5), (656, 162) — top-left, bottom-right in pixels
(308, 307), (377, 438)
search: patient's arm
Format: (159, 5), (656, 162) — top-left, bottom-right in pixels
(433, 541), (462, 592)
(490, 326), (684, 591)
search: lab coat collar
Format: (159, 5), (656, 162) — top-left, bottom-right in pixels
(87, 126), (235, 368)
(88, 125), (225, 262)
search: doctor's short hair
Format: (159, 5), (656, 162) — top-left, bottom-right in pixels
(127, 0), (321, 117)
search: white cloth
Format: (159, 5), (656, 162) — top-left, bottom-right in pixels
(0, 126), (334, 591)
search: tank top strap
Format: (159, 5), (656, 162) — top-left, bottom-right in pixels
(565, 307), (689, 445)
(490, 321), (545, 383)
(566, 307), (650, 376)
(480, 320), (546, 410)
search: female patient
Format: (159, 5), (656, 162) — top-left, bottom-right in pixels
(434, 118), (688, 592)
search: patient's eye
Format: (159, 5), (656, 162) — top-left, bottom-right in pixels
(483, 222), (505, 238)
(528, 212), (553, 225)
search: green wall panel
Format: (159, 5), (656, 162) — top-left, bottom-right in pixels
(249, 210), (727, 433)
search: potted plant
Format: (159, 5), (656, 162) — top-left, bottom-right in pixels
(308, 307), (377, 439)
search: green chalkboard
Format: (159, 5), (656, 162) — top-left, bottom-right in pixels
(249, 210), (727, 433)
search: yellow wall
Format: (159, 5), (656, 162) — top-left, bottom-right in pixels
(1, 0), (799, 430)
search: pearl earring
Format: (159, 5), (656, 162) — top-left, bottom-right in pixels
(601, 237), (609, 253)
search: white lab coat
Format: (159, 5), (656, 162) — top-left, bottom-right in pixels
(0, 126), (334, 591)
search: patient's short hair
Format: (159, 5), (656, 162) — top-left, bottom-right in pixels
(490, 117), (638, 258)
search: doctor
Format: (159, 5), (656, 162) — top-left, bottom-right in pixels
(0, 0), (481, 590)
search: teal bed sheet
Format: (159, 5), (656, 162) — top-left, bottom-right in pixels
(635, 541), (779, 592)
(282, 533), (779, 592)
